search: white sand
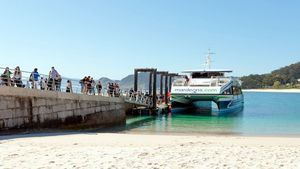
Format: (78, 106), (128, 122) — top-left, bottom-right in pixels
(243, 89), (300, 93)
(0, 133), (300, 169)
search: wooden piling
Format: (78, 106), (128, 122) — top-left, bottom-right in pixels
(134, 69), (138, 92)
(152, 69), (157, 110)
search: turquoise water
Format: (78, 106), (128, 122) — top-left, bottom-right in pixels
(125, 92), (300, 136)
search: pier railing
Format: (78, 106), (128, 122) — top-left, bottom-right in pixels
(0, 66), (157, 108)
(0, 67), (120, 97)
(0, 67), (152, 107)
(1, 67), (77, 91)
(123, 92), (153, 108)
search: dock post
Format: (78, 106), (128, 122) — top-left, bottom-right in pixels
(149, 72), (152, 94)
(160, 74), (163, 96)
(164, 74), (168, 104)
(167, 73), (178, 92)
(152, 69), (157, 109)
(168, 76), (172, 92)
(134, 69), (138, 92)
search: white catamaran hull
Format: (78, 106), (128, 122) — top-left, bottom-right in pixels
(170, 51), (244, 116)
(171, 86), (244, 116)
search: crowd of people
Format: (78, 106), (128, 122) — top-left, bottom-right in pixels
(79, 76), (102, 95)
(0, 66), (63, 91)
(107, 82), (120, 97)
(0, 66), (134, 99)
(78, 77), (122, 97)
(127, 88), (170, 105)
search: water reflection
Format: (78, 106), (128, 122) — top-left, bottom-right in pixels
(123, 107), (244, 135)
(99, 92), (300, 136)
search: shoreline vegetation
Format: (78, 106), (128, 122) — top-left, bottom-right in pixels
(241, 62), (300, 89)
(1, 133), (299, 168)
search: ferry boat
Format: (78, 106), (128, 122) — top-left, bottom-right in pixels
(170, 50), (244, 116)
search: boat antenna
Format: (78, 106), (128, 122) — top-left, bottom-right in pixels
(204, 49), (215, 70)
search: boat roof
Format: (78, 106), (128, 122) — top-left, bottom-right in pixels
(182, 69), (233, 73)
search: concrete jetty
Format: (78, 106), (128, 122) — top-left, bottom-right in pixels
(0, 86), (127, 131)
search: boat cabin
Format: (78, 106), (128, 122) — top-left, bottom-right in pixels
(172, 69), (235, 87)
(182, 69), (233, 79)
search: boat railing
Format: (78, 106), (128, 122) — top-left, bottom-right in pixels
(171, 75), (241, 88)
(210, 76), (231, 87)
(172, 76), (233, 87)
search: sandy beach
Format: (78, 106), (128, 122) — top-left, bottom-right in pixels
(0, 133), (299, 169)
(243, 89), (300, 93)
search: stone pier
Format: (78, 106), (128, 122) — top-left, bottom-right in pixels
(0, 87), (127, 131)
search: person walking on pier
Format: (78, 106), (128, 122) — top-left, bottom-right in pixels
(13, 66), (22, 87)
(30, 68), (40, 89)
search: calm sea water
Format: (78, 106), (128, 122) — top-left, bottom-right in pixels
(124, 92), (300, 136)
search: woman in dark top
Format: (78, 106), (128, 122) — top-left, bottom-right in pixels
(1, 67), (12, 86)
(96, 80), (102, 95)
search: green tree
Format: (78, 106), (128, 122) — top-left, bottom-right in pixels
(273, 81), (281, 89)
(241, 62), (300, 89)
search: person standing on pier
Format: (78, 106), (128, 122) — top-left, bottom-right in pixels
(85, 76), (92, 94)
(66, 80), (73, 93)
(30, 68), (40, 89)
(79, 76), (86, 93)
(55, 75), (62, 91)
(107, 83), (112, 96)
(40, 77), (47, 90)
(91, 78), (96, 95)
(115, 83), (120, 97)
(109, 83), (114, 97)
(96, 80), (102, 95)
(13, 66), (22, 87)
(49, 67), (60, 91)
(1, 67), (12, 86)
(129, 88), (134, 97)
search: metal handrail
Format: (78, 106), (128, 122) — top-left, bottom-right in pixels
(123, 92), (154, 107)
(0, 66), (120, 97)
(0, 66), (157, 108)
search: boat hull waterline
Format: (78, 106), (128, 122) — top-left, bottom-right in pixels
(171, 93), (244, 116)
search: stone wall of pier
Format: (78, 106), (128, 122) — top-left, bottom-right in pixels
(0, 87), (127, 131)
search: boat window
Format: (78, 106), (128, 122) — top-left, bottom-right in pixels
(233, 86), (242, 95)
(173, 78), (187, 86)
(222, 87), (233, 95)
(191, 72), (224, 78)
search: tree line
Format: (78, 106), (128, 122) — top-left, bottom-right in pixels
(241, 62), (300, 89)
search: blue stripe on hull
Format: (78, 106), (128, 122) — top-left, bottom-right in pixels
(172, 95), (244, 116)
(212, 101), (244, 116)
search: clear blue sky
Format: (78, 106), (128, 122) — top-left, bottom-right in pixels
(0, 0), (299, 79)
